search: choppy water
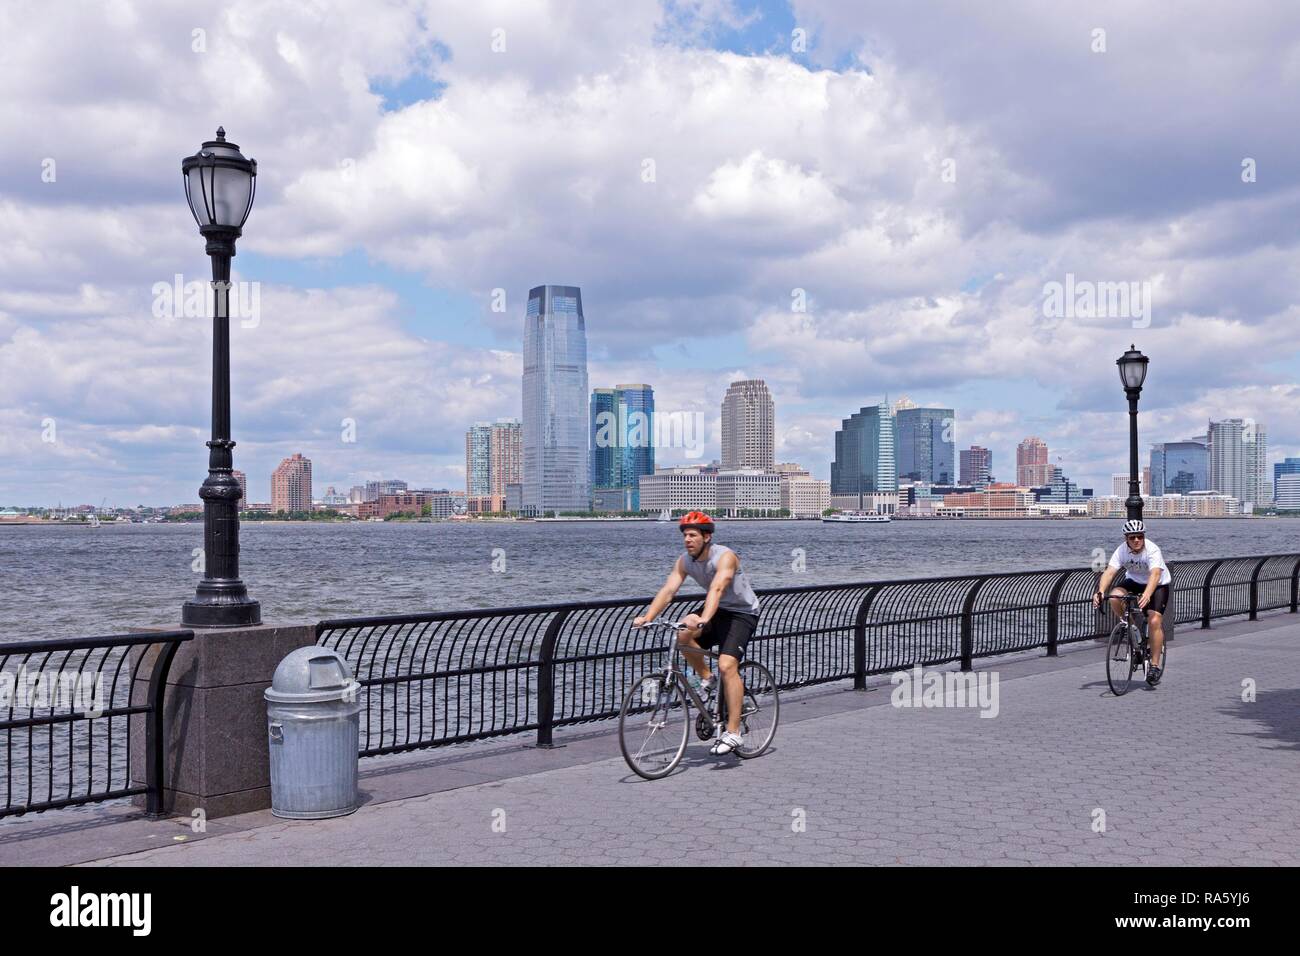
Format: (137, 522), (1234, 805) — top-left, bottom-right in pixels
(2, 517), (1296, 642)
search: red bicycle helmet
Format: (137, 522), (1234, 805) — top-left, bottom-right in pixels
(679, 511), (715, 533)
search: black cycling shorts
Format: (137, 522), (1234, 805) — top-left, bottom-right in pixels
(1117, 578), (1170, 616)
(688, 606), (758, 661)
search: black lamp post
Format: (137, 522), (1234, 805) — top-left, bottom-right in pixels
(180, 128), (261, 628)
(1116, 344), (1150, 522)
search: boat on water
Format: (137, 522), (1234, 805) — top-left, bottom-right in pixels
(656, 508), (672, 521)
(822, 511), (891, 523)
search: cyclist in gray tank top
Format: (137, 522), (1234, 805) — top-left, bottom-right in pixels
(634, 512), (761, 756)
(681, 544), (761, 616)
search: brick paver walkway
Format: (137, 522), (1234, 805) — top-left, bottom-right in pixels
(87, 621), (1300, 866)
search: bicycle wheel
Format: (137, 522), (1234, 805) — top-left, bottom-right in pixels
(733, 661), (780, 758)
(619, 673), (689, 779)
(1105, 622), (1137, 696)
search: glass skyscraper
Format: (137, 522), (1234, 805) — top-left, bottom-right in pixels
(895, 406), (955, 484)
(465, 424), (492, 496)
(1150, 440), (1208, 496)
(832, 402), (896, 505)
(522, 285), (590, 513)
(590, 384), (655, 509)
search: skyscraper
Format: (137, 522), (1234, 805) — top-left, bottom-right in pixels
(271, 453), (312, 513)
(488, 420), (522, 499)
(959, 446), (992, 485)
(465, 424), (492, 496)
(522, 285), (590, 512)
(895, 406), (955, 484)
(590, 384), (654, 506)
(1016, 437), (1050, 487)
(832, 402), (896, 506)
(721, 380), (775, 471)
(1208, 419), (1248, 501)
(1244, 423), (1269, 507)
(1149, 440), (1208, 495)
(1274, 457), (1300, 501)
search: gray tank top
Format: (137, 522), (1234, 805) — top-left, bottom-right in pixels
(681, 544), (761, 616)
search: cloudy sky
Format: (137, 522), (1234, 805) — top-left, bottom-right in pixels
(2, 0), (1298, 506)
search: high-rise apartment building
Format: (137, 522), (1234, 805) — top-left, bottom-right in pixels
(831, 402), (896, 507)
(1244, 423), (1269, 507)
(720, 380), (774, 471)
(488, 420), (522, 499)
(271, 453), (312, 513)
(465, 424), (492, 496)
(1208, 419), (1253, 502)
(895, 406), (955, 484)
(1016, 437), (1050, 487)
(522, 285), (590, 512)
(959, 446), (992, 485)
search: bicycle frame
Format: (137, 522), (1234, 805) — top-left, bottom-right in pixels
(639, 623), (731, 733)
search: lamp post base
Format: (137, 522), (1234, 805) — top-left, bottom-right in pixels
(182, 581), (262, 628)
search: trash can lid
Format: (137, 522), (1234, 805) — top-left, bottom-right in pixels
(265, 647), (359, 703)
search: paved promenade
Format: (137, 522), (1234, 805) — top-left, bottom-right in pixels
(6, 614), (1298, 866)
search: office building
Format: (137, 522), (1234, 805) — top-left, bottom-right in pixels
(590, 384), (655, 510)
(895, 406), (955, 484)
(959, 446), (992, 485)
(831, 402), (896, 508)
(522, 284), (590, 512)
(1016, 437), (1050, 487)
(720, 380), (775, 471)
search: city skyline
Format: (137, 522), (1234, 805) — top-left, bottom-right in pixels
(4, 3), (1300, 508)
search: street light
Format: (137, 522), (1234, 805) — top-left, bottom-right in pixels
(180, 128), (261, 627)
(1116, 344), (1149, 522)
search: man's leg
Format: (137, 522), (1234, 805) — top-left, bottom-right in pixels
(676, 627), (712, 683)
(719, 652), (743, 733)
(1108, 587), (1129, 620)
(1147, 610), (1164, 669)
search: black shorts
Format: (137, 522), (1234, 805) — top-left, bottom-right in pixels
(689, 606), (759, 661)
(1117, 578), (1170, 616)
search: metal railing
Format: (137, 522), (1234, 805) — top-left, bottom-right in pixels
(0, 630), (192, 819)
(316, 553), (1300, 757)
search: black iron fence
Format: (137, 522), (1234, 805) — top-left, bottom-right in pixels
(316, 553), (1300, 757)
(0, 631), (192, 819)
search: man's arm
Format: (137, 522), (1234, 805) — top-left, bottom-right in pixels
(635, 558), (687, 626)
(1095, 561), (1119, 605)
(697, 550), (739, 624)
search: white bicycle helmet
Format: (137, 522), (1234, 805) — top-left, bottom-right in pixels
(1122, 519), (1145, 535)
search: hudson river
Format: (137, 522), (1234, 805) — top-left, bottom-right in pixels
(2, 518), (1297, 642)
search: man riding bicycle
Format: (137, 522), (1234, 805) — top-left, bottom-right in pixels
(1093, 519), (1169, 685)
(633, 511), (761, 755)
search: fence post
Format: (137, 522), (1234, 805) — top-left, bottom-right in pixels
(145, 636), (188, 817)
(1291, 556), (1300, 613)
(1046, 571), (1071, 657)
(535, 610), (570, 748)
(853, 586), (879, 690)
(1201, 560), (1224, 630)
(960, 578), (986, 672)
(1248, 557), (1268, 621)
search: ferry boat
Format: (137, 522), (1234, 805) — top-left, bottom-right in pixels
(821, 511), (891, 524)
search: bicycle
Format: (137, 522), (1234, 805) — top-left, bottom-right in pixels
(618, 620), (780, 780)
(1103, 592), (1168, 696)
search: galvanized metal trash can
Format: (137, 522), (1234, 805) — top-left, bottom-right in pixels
(265, 647), (361, 819)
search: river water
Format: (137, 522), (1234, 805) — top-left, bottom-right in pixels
(1, 518), (1296, 642)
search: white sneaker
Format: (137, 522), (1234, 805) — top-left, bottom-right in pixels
(710, 730), (743, 755)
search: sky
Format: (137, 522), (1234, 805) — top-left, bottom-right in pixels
(2, 0), (1299, 506)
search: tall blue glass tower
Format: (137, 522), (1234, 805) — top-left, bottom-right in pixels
(591, 384), (655, 508)
(832, 402), (897, 506)
(523, 285), (589, 513)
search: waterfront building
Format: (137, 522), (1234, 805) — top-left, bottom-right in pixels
(465, 424), (492, 496)
(522, 285), (590, 512)
(1016, 438), (1050, 487)
(590, 384), (655, 510)
(636, 466), (718, 513)
(780, 474), (831, 518)
(232, 470), (247, 511)
(721, 380), (775, 471)
(363, 479), (408, 502)
(716, 470), (781, 515)
(831, 401), (896, 509)
(1274, 457), (1300, 502)
(1275, 473), (1300, 511)
(1150, 440), (1208, 495)
(895, 406), (955, 484)
(271, 454), (312, 513)
(959, 446), (992, 485)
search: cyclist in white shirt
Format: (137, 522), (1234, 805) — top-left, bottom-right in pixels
(1092, 519), (1169, 685)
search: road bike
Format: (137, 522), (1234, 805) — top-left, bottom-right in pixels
(618, 620), (779, 779)
(1103, 592), (1168, 696)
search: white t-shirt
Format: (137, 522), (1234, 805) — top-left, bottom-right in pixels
(1108, 539), (1171, 586)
